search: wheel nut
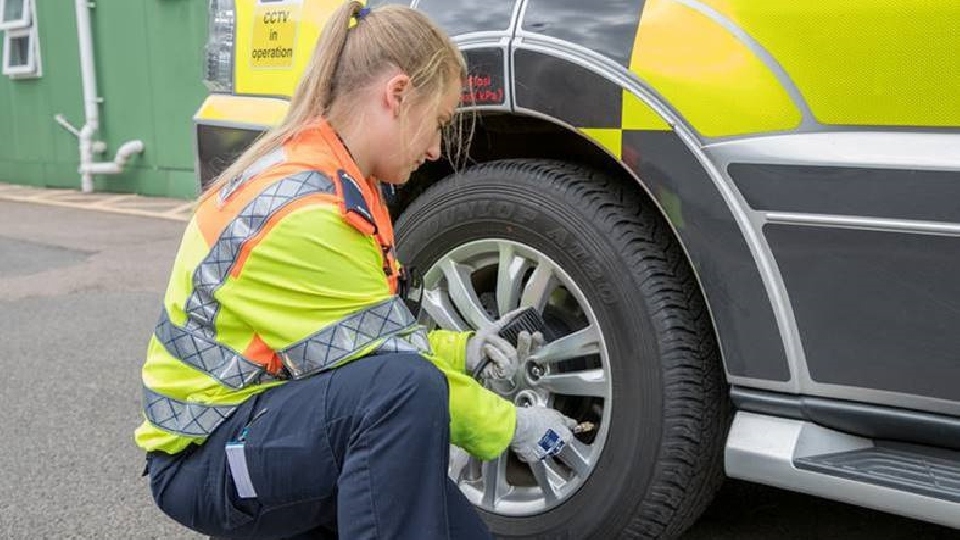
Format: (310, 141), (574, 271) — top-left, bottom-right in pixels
(516, 390), (540, 407)
(528, 363), (544, 381)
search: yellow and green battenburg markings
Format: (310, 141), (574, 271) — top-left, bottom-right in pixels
(580, 89), (672, 160)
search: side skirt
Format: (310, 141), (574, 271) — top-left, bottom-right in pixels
(725, 411), (960, 530)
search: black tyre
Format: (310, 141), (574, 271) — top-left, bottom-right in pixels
(394, 159), (730, 539)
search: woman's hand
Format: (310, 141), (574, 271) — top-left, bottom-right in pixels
(448, 444), (471, 482)
(515, 330), (544, 364)
(510, 405), (578, 463)
(464, 308), (528, 379)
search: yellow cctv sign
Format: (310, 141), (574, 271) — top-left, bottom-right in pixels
(251, 0), (302, 69)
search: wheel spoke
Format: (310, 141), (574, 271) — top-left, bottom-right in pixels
(559, 439), (592, 478)
(529, 324), (601, 364)
(420, 288), (469, 331)
(441, 258), (492, 329)
(468, 456), (484, 479)
(536, 369), (608, 398)
(529, 459), (561, 504)
(519, 261), (558, 312)
(497, 244), (530, 317)
(481, 454), (506, 508)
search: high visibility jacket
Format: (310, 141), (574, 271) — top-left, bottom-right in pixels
(134, 118), (517, 459)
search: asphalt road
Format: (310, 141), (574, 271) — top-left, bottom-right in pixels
(0, 200), (956, 540)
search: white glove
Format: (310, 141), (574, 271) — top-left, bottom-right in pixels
(510, 405), (578, 463)
(516, 330), (544, 364)
(465, 308), (527, 379)
(448, 444), (471, 482)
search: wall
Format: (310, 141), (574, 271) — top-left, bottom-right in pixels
(0, 0), (208, 200)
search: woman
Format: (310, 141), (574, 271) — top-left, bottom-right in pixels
(136, 2), (578, 539)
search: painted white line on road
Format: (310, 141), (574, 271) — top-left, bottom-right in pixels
(89, 195), (141, 207)
(24, 190), (84, 201)
(0, 193), (191, 222)
(163, 202), (197, 216)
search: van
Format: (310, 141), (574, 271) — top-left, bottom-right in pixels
(194, 1), (960, 538)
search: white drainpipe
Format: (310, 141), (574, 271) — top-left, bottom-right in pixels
(74, 0), (99, 192)
(55, 0), (144, 193)
(82, 140), (145, 174)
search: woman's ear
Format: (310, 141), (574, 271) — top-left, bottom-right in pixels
(384, 72), (412, 118)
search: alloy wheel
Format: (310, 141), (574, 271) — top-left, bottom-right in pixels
(416, 239), (613, 516)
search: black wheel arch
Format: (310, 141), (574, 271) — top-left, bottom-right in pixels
(392, 109), (793, 385)
(392, 111), (721, 367)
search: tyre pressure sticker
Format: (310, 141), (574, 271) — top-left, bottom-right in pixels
(461, 49), (506, 106)
(251, 0), (303, 69)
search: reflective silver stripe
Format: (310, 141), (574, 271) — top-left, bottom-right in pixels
(155, 310), (279, 389)
(142, 387), (238, 437)
(185, 170), (336, 336)
(219, 147), (287, 203)
(377, 337), (419, 354)
(279, 297), (424, 379)
(145, 309), (432, 436)
(377, 328), (432, 355)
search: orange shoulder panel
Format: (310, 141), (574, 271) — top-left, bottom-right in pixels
(194, 161), (314, 246)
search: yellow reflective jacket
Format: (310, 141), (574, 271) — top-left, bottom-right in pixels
(134, 118), (516, 460)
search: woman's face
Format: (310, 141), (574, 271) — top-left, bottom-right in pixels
(373, 76), (461, 185)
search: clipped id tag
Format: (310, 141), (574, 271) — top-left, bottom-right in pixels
(536, 429), (566, 460)
(225, 441), (258, 499)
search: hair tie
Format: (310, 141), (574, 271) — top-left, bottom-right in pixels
(349, 6), (370, 29)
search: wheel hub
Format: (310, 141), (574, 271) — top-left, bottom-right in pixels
(483, 358), (550, 406)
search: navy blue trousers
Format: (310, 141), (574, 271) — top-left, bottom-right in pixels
(146, 352), (494, 540)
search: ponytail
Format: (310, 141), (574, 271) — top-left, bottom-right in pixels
(203, 2), (362, 199)
(286, 1), (362, 126)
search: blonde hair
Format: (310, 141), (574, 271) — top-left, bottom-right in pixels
(207, 1), (473, 197)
